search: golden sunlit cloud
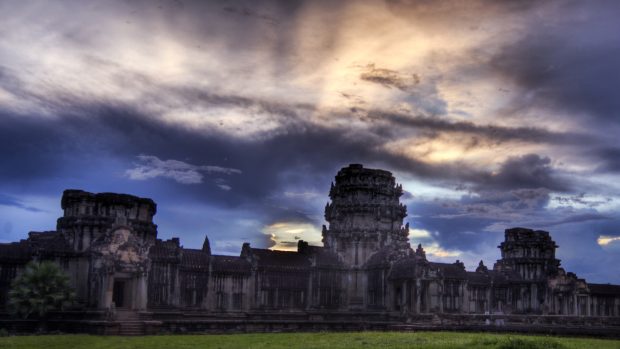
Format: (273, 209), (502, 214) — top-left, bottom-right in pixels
(409, 228), (432, 239)
(408, 228), (461, 260)
(383, 132), (546, 169)
(424, 242), (462, 259)
(597, 235), (620, 246)
(262, 222), (322, 251)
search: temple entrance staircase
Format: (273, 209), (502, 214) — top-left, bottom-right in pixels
(116, 310), (146, 336)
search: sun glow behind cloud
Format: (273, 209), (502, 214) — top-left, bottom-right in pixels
(0, 1), (566, 147)
(0, 0), (596, 177)
(262, 222), (322, 251)
(597, 235), (620, 246)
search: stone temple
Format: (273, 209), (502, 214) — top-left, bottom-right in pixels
(0, 164), (619, 335)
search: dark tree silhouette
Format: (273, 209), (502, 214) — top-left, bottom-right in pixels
(8, 261), (74, 325)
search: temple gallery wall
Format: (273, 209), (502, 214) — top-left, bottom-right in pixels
(0, 164), (619, 335)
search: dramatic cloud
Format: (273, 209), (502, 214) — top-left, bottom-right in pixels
(598, 235), (620, 247)
(126, 155), (241, 185)
(360, 63), (420, 91)
(487, 4), (620, 127)
(1, 0), (620, 282)
(262, 222), (322, 251)
(482, 154), (568, 191)
(0, 194), (44, 213)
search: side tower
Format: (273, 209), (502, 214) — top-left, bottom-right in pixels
(495, 227), (560, 281)
(323, 164), (409, 266)
(58, 190), (158, 310)
(58, 190), (157, 252)
(494, 227), (561, 313)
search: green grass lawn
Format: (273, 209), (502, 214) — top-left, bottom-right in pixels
(0, 331), (619, 349)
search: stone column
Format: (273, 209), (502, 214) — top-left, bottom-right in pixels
(361, 271), (368, 308)
(461, 284), (468, 313)
(401, 281), (407, 311)
(136, 272), (148, 310)
(415, 279), (421, 314)
(530, 284), (537, 312)
(172, 265), (180, 307)
(306, 271), (312, 310)
(103, 273), (114, 309)
(573, 294), (578, 316)
(439, 281), (444, 314)
(487, 287), (492, 313)
(387, 282), (394, 311)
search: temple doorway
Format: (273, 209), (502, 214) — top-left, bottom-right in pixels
(113, 280), (130, 308)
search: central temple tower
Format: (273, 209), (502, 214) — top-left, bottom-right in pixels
(323, 164), (410, 308)
(323, 164), (410, 267)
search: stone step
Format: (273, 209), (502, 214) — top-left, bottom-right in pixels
(116, 312), (141, 320)
(118, 320), (146, 336)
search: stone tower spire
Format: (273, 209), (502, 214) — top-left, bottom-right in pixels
(323, 164), (409, 266)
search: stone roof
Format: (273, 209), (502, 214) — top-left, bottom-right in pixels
(500, 227), (558, 248)
(334, 164), (394, 182)
(0, 241), (30, 262)
(466, 271), (491, 286)
(149, 239), (181, 262)
(211, 255), (251, 274)
(180, 249), (210, 271)
(27, 231), (73, 254)
(250, 248), (311, 270)
(428, 262), (467, 279)
(588, 283), (620, 296)
(389, 257), (418, 279)
(302, 246), (344, 268)
(61, 189), (156, 213)
(488, 270), (519, 285)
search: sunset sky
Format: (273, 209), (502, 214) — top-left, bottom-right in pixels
(1, 0), (619, 283)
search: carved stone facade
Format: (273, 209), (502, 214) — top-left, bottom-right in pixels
(0, 164), (619, 330)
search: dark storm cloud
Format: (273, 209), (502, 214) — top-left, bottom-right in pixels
(360, 64), (420, 91)
(593, 147), (620, 173)
(0, 102), (390, 225)
(0, 98), (573, 242)
(406, 154), (582, 255)
(552, 192), (613, 208)
(385, 0), (538, 16)
(408, 200), (498, 252)
(488, 1), (620, 125)
(370, 111), (592, 145)
(410, 188), (548, 251)
(0, 194), (43, 213)
(404, 153), (581, 258)
(407, 190), (612, 273)
(534, 213), (609, 228)
(0, 112), (77, 182)
(0, 98), (577, 221)
(222, 5), (279, 26)
(0, 58), (602, 200)
(544, 217), (620, 283)
(390, 152), (573, 197)
(412, 206), (620, 283)
(479, 154), (570, 192)
(460, 188), (551, 212)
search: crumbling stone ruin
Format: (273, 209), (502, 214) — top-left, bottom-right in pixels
(0, 164), (619, 335)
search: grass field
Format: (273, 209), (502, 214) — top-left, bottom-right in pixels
(0, 331), (619, 349)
